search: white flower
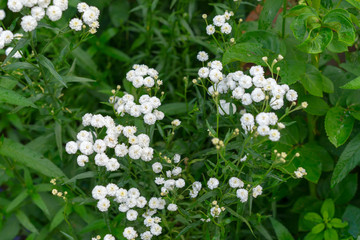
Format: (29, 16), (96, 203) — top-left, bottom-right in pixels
(115, 143), (128, 157)
(206, 24), (215, 35)
(270, 97), (284, 110)
(172, 167), (182, 176)
(8, 0), (23, 12)
(220, 22), (232, 34)
(240, 155), (247, 162)
(91, 114), (105, 128)
(252, 75), (266, 88)
(116, 188), (128, 202)
(136, 196), (147, 208)
(256, 112), (270, 126)
(268, 112), (278, 125)
(5, 47), (22, 58)
(150, 224), (162, 236)
(232, 87), (245, 99)
(54, 0), (68, 11)
(241, 93), (252, 106)
(93, 139), (106, 153)
(46, 5), (62, 22)
(123, 227), (138, 240)
(97, 198), (110, 212)
(240, 113), (254, 126)
(249, 66), (264, 76)
(77, 2), (89, 13)
(21, 16), (37, 32)
(198, 67), (209, 78)
(106, 183), (119, 197)
(104, 134), (117, 148)
(65, 141), (78, 154)
(76, 155), (88, 167)
(149, 96), (161, 108)
(211, 60), (223, 71)
(92, 185), (107, 200)
(38, 0), (51, 8)
(229, 177), (244, 188)
(140, 231), (153, 240)
(295, 167), (307, 178)
(94, 153), (109, 166)
(210, 206), (222, 217)
(209, 69), (223, 83)
(141, 147), (154, 162)
(286, 89), (298, 102)
(148, 197), (159, 209)
(83, 8), (100, 25)
(197, 51), (209, 62)
(167, 203), (178, 211)
(213, 15), (225, 26)
(176, 179), (185, 188)
(128, 145), (142, 159)
(171, 119), (181, 127)
(236, 189), (248, 203)
(238, 75), (253, 89)
(79, 141), (94, 155)
(219, 100), (236, 115)
(251, 88), (265, 102)
(189, 189), (199, 198)
(126, 197), (137, 208)
(193, 181), (202, 192)
(144, 113), (157, 125)
(128, 188), (140, 199)
(207, 178), (219, 190)
(152, 162), (163, 173)
(126, 209), (138, 221)
(22, 0), (37, 8)
(268, 129), (280, 141)
(155, 177), (165, 185)
(144, 76), (155, 88)
(106, 158), (120, 171)
(173, 154), (181, 163)
(104, 234), (115, 240)
(257, 125), (270, 136)
(31, 7), (45, 21)
(82, 113), (93, 126)
(69, 18), (83, 31)
(252, 185), (263, 198)
(164, 180), (175, 190)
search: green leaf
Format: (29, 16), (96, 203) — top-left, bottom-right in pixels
(175, 221), (202, 238)
(37, 54), (66, 87)
(63, 76), (96, 83)
(304, 212), (323, 223)
(15, 210), (38, 234)
(312, 223), (325, 234)
(222, 42), (271, 66)
(345, 0), (360, 9)
(321, 199), (335, 219)
(0, 87), (37, 108)
(286, 5), (316, 17)
(102, 46), (131, 63)
(63, 171), (95, 184)
(50, 206), (65, 231)
(270, 217), (295, 240)
(227, 207), (254, 235)
(323, 10), (356, 45)
(6, 190), (28, 213)
(2, 38), (30, 65)
(299, 95), (329, 116)
(55, 121), (62, 160)
(330, 174), (357, 204)
(2, 62), (37, 71)
(0, 138), (66, 178)
(300, 64), (324, 97)
(31, 193), (50, 218)
(290, 13), (317, 41)
(109, 1), (129, 27)
(330, 218), (348, 228)
(158, 103), (190, 116)
(258, 0), (283, 29)
(321, 74), (334, 93)
(331, 133), (360, 186)
(342, 205), (360, 237)
(324, 228), (338, 240)
(298, 28), (333, 54)
(304, 232), (324, 240)
(340, 76), (360, 89)
(325, 106), (355, 147)
(327, 33), (349, 53)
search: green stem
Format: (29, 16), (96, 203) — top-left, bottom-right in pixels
(281, 0), (287, 39)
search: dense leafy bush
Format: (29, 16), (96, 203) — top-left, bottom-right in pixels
(0, 0), (359, 239)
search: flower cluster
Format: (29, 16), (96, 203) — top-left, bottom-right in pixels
(69, 2), (100, 33)
(7, 0), (69, 32)
(205, 11), (234, 35)
(112, 64), (165, 125)
(294, 167), (307, 178)
(65, 113), (155, 170)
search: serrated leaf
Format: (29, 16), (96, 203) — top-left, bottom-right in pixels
(0, 138), (66, 178)
(345, 0), (360, 9)
(0, 87), (37, 108)
(340, 76), (360, 89)
(270, 217), (295, 240)
(323, 9), (356, 45)
(300, 65), (324, 97)
(331, 133), (360, 186)
(298, 28), (333, 54)
(300, 95), (329, 116)
(325, 107), (355, 147)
